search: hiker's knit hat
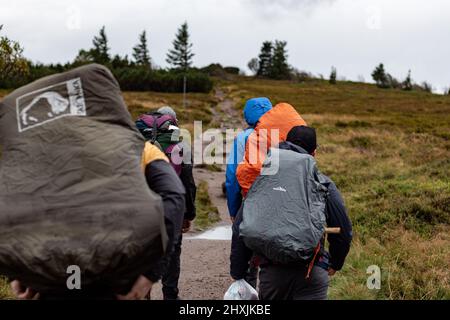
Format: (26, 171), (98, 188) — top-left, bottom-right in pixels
(158, 106), (177, 121)
(287, 126), (317, 155)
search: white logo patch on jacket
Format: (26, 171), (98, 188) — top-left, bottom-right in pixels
(16, 78), (86, 132)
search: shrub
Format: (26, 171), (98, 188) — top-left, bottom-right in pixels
(388, 74), (402, 89)
(420, 81), (433, 93)
(0, 62), (64, 89)
(110, 67), (213, 93)
(224, 66), (240, 75)
(201, 63), (226, 77)
(290, 68), (314, 82)
(1, 63), (213, 94)
(201, 64), (240, 77)
(0, 276), (12, 299)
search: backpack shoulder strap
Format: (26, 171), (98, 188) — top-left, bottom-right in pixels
(141, 141), (169, 172)
(151, 115), (158, 144)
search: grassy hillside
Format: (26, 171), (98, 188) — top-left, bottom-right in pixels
(194, 181), (221, 231)
(0, 78), (448, 300)
(122, 91), (217, 133)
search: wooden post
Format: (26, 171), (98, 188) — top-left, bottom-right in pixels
(183, 74), (187, 108)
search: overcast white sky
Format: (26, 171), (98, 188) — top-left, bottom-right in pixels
(1, 0), (449, 92)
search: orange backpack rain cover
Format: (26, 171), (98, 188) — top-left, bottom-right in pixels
(236, 103), (307, 196)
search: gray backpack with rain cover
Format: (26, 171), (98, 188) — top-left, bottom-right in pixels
(0, 64), (167, 293)
(240, 147), (328, 264)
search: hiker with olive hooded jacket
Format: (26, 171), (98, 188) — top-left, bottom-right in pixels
(2, 64), (186, 300)
(11, 142), (186, 300)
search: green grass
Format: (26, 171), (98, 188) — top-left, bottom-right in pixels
(329, 229), (450, 300)
(0, 277), (12, 299)
(195, 163), (223, 172)
(194, 181), (220, 231)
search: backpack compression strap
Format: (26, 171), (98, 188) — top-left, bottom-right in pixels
(306, 242), (322, 280)
(141, 141), (169, 172)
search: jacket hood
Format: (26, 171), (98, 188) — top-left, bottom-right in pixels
(243, 97), (272, 127)
(278, 141), (309, 155)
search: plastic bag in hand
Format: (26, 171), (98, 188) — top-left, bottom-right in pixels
(224, 280), (259, 300)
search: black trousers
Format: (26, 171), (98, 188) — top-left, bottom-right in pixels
(259, 264), (329, 300)
(161, 234), (183, 300)
(245, 255), (259, 289)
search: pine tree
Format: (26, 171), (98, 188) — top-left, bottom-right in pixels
(91, 26), (110, 65)
(166, 22), (194, 70)
(269, 40), (290, 80)
(133, 30), (151, 67)
(402, 70), (413, 91)
(329, 66), (337, 84)
(257, 41), (273, 77)
(372, 63), (390, 88)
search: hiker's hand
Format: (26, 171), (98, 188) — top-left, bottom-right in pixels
(116, 275), (153, 300)
(328, 268), (337, 277)
(10, 280), (40, 300)
(182, 219), (191, 233)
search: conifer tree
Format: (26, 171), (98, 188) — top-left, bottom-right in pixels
(371, 63), (390, 88)
(269, 40), (290, 80)
(166, 22), (194, 70)
(133, 30), (151, 67)
(91, 26), (110, 65)
(257, 41), (273, 77)
(329, 66), (337, 84)
(402, 70), (413, 91)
